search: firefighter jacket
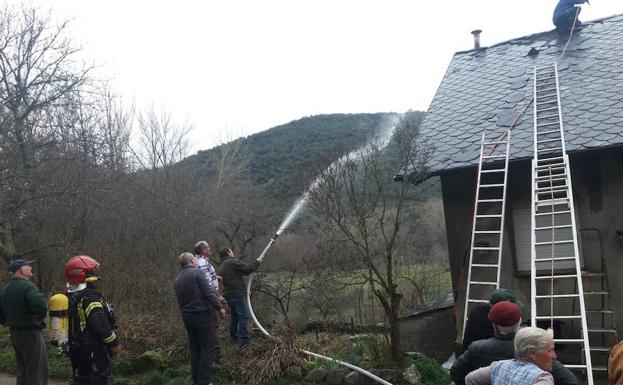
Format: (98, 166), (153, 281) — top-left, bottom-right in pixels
(68, 288), (119, 349)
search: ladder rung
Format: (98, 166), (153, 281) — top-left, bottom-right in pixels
(535, 224), (573, 230)
(478, 199), (504, 203)
(593, 366), (608, 372)
(536, 164), (565, 171)
(537, 129), (562, 136)
(536, 175), (566, 181)
(481, 168), (506, 174)
(536, 107), (559, 113)
(535, 315), (581, 320)
(535, 210), (570, 216)
(536, 88), (557, 94)
(537, 157), (564, 164)
(467, 299), (490, 303)
(469, 281), (498, 285)
(475, 214), (503, 218)
(482, 155), (506, 159)
(537, 114), (559, 120)
(536, 186), (567, 192)
(535, 294), (579, 299)
(471, 263), (498, 268)
(484, 140), (508, 146)
(536, 200), (569, 208)
(587, 329), (617, 333)
(537, 121), (561, 127)
(534, 240), (574, 246)
(473, 247), (500, 251)
(480, 183), (505, 188)
(534, 256), (576, 262)
(538, 138), (563, 144)
(586, 310), (614, 314)
(564, 365), (588, 369)
(538, 93), (558, 99)
(584, 291), (609, 295)
(535, 274), (577, 280)
(590, 346), (611, 352)
(537, 147), (563, 153)
(554, 339), (585, 343)
(474, 230), (501, 234)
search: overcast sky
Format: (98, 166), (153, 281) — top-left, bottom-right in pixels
(12, 0), (623, 151)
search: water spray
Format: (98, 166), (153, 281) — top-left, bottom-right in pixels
(245, 119), (401, 385)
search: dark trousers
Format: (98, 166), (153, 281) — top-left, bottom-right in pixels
(226, 295), (250, 344)
(70, 345), (113, 385)
(10, 328), (48, 385)
(182, 311), (217, 385)
(554, 6), (582, 33)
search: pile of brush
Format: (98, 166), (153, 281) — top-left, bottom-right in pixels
(224, 327), (306, 384)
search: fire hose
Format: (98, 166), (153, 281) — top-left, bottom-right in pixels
(246, 234), (393, 385)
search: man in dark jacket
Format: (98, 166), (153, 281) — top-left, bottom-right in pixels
(553, 0), (588, 34)
(451, 301), (577, 385)
(219, 248), (260, 345)
(0, 259), (48, 385)
(460, 288), (522, 354)
(174, 252), (225, 385)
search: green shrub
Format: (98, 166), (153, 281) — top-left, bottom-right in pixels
(403, 354), (450, 385)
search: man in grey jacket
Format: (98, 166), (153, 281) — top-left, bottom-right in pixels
(174, 252), (225, 385)
(218, 248), (260, 345)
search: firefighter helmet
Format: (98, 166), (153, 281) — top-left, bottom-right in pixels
(64, 255), (100, 284)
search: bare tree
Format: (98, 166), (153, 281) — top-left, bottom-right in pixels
(307, 113), (431, 359)
(134, 106), (192, 172)
(0, 5), (90, 261)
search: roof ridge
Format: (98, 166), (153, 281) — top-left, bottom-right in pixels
(455, 13), (623, 56)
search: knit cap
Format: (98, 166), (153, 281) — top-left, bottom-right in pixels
(489, 288), (523, 308)
(488, 301), (521, 326)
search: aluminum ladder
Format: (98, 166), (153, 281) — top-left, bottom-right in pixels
(530, 62), (593, 385)
(462, 131), (511, 337)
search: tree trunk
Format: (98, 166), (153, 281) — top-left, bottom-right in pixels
(388, 292), (403, 361)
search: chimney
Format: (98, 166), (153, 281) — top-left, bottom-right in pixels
(471, 29), (482, 49)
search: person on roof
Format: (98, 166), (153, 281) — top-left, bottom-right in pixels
(65, 255), (121, 385)
(452, 301), (577, 385)
(553, 0), (589, 34)
(460, 289), (523, 355)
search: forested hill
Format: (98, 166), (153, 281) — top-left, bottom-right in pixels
(187, 112), (405, 200)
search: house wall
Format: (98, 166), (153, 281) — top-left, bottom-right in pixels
(571, 147), (623, 333)
(398, 308), (456, 362)
(440, 147), (623, 342)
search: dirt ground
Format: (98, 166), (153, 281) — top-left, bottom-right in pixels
(0, 372), (67, 385)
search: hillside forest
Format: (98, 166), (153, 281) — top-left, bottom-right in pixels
(0, 4), (450, 371)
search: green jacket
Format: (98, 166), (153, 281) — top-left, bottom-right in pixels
(219, 257), (260, 298)
(0, 278), (48, 329)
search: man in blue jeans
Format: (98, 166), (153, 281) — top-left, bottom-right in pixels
(218, 248), (260, 345)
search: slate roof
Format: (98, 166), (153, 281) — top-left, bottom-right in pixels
(420, 14), (623, 173)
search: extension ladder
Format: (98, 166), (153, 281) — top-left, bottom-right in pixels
(462, 131), (511, 336)
(530, 62), (593, 385)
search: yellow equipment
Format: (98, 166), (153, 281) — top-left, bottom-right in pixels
(48, 293), (69, 346)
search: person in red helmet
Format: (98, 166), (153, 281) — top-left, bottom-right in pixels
(64, 255), (121, 385)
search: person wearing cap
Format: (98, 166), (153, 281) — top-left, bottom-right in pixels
(0, 259), (48, 385)
(452, 302), (577, 385)
(460, 288), (523, 354)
